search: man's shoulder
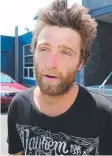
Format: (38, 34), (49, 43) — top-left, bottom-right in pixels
(78, 84), (112, 112)
(81, 85), (112, 112)
(8, 87), (35, 124)
(10, 87), (35, 108)
(89, 89), (112, 110)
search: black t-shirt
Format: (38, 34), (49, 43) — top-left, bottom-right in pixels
(7, 85), (112, 155)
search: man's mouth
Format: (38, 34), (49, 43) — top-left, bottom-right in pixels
(44, 75), (57, 80)
(45, 75), (57, 78)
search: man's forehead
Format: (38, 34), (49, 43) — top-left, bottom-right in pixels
(38, 26), (80, 41)
(37, 26), (81, 51)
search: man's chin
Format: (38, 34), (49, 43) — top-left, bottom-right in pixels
(38, 82), (72, 96)
(39, 83), (60, 96)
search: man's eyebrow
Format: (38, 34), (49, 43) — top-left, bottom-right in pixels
(37, 42), (51, 47)
(58, 45), (76, 53)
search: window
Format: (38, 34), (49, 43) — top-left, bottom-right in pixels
(24, 68), (28, 77)
(29, 68), (33, 77)
(24, 56), (33, 67)
(23, 45), (35, 79)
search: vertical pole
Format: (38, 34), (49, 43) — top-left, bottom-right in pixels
(15, 26), (19, 82)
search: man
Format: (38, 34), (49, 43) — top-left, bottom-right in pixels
(7, 0), (112, 155)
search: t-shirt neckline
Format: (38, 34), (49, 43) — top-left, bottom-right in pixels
(31, 84), (81, 120)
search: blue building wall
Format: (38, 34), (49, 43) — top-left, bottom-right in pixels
(90, 5), (112, 17)
(1, 35), (15, 79)
(83, 0), (112, 10)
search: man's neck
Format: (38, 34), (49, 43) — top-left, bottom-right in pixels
(34, 83), (79, 117)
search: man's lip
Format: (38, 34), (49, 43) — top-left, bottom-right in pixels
(44, 75), (57, 78)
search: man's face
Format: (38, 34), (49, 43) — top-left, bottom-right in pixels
(34, 26), (82, 96)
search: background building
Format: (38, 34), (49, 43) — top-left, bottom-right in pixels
(1, 0), (112, 88)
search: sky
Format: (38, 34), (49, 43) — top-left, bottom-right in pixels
(0, 0), (82, 36)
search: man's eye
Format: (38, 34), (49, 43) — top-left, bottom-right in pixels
(61, 51), (70, 56)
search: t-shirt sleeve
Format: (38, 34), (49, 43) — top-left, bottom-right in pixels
(7, 97), (24, 154)
(103, 107), (112, 155)
(89, 91), (112, 154)
(98, 97), (112, 155)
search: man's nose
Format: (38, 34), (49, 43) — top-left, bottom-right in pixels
(46, 53), (58, 69)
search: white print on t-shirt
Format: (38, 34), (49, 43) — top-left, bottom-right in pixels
(16, 124), (99, 155)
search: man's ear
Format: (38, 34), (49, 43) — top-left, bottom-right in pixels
(77, 60), (84, 71)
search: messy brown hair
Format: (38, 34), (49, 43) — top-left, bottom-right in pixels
(31, 0), (97, 63)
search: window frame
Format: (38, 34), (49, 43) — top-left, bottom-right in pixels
(23, 44), (36, 80)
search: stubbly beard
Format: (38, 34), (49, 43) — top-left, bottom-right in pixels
(34, 65), (77, 96)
